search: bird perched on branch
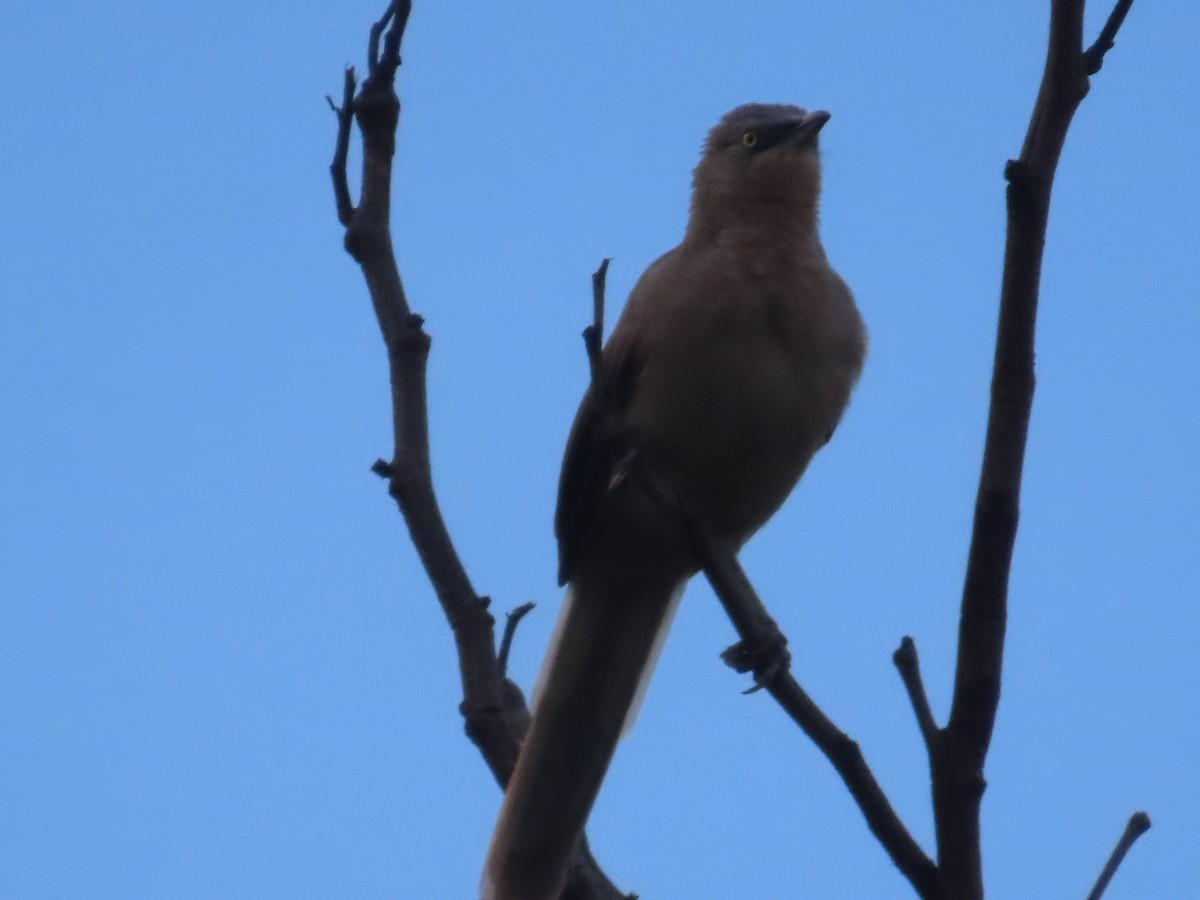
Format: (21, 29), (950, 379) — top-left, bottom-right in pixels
(482, 103), (867, 900)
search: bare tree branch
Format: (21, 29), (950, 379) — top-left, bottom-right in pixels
(936, 2), (1141, 896)
(336, 0), (519, 783)
(1086, 812), (1152, 900)
(686, 513), (941, 898)
(329, 4), (627, 897)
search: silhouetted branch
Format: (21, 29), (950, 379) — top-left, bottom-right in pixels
(328, 4), (626, 897)
(1086, 812), (1152, 900)
(936, 2), (1141, 897)
(331, 0), (517, 792)
(686, 522), (940, 898)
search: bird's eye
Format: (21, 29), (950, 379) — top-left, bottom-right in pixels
(741, 131), (758, 148)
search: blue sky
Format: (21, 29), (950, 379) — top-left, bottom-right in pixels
(2, 1), (1197, 897)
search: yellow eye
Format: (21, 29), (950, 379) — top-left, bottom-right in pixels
(741, 131), (757, 148)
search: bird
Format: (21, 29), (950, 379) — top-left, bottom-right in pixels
(481, 103), (867, 900)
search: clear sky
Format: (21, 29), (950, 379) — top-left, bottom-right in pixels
(2, 1), (1197, 897)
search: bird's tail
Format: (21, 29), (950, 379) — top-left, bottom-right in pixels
(481, 574), (685, 900)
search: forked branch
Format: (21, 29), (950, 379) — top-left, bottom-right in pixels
(936, 1), (1143, 896)
(328, 4), (626, 897)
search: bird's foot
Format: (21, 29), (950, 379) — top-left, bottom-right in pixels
(721, 628), (791, 694)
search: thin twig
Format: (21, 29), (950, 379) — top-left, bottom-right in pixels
(1085, 812), (1151, 900)
(591, 258), (610, 337)
(1084, 0), (1136, 74)
(497, 601), (537, 676)
(328, 67), (357, 226)
(893, 637), (940, 755)
(583, 258), (610, 388)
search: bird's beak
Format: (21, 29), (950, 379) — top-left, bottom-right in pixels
(791, 110), (831, 147)
(755, 110), (832, 152)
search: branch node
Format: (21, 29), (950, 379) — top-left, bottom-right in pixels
(371, 458), (394, 478)
(970, 771), (987, 799)
(1084, 0), (1136, 76)
(1003, 158), (1049, 190)
(392, 318), (431, 358)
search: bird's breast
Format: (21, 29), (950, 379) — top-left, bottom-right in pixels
(627, 261), (863, 543)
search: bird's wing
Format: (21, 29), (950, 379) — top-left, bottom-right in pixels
(553, 338), (643, 586)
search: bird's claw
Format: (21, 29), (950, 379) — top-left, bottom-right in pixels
(721, 630), (791, 693)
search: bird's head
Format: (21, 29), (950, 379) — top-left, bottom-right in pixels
(688, 103), (830, 241)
